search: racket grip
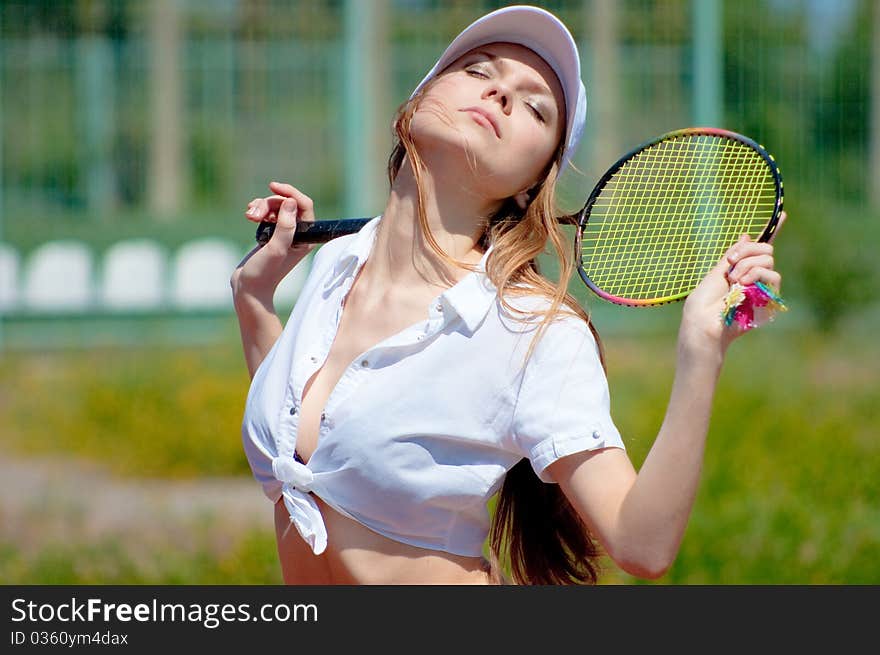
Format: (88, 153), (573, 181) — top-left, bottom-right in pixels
(255, 218), (371, 247)
(254, 212), (580, 247)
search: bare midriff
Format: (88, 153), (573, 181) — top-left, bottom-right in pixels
(273, 496), (493, 585)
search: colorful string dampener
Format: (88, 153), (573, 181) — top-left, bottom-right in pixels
(721, 281), (788, 331)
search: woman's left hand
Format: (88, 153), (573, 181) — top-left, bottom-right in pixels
(679, 211), (787, 361)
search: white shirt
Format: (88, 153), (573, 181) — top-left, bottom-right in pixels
(241, 215), (625, 557)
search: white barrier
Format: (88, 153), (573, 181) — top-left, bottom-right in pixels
(2, 237), (315, 315)
(22, 241), (94, 311)
(0, 243), (19, 311)
(171, 238), (245, 310)
(101, 239), (168, 310)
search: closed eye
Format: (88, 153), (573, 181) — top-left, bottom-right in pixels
(527, 103), (545, 123)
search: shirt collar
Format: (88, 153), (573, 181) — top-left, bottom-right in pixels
(322, 215), (498, 334)
(322, 215), (382, 291)
(441, 245), (497, 334)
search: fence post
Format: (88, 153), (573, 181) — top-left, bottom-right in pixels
(693, 0), (722, 127)
(77, 35), (116, 214)
(589, 0), (620, 173)
(149, 0), (186, 218)
(871, 0), (880, 209)
(343, 0), (390, 219)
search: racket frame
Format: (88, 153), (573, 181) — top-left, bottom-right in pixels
(573, 127), (784, 307)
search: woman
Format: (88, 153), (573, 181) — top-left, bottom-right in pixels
(231, 5), (785, 585)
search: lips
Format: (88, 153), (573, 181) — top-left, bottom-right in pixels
(461, 107), (500, 138)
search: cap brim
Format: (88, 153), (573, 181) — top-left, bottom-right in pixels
(410, 6), (586, 174)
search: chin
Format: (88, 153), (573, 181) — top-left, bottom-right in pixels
(411, 125), (482, 172)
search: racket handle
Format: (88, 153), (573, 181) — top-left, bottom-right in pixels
(255, 217), (371, 247)
(254, 213), (576, 248)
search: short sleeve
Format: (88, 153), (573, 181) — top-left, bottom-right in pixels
(510, 317), (625, 483)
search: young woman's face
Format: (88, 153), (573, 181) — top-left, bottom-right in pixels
(411, 42), (567, 202)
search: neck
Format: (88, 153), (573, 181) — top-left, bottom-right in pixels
(369, 156), (498, 290)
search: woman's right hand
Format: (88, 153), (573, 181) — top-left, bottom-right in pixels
(230, 181), (316, 302)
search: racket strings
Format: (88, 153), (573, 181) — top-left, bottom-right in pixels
(581, 134), (777, 301)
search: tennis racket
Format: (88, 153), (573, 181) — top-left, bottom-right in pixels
(255, 127), (783, 307)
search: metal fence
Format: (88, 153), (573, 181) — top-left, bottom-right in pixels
(0, 0), (874, 346)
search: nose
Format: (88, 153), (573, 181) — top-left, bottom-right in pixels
(482, 82), (512, 114)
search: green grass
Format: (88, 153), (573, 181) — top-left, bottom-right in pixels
(0, 528), (281, 584)
(603, 325), (880, 584)
(0, 341), (254, 478)
(1, 323), (877, 583)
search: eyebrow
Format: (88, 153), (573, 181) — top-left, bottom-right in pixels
(468, 50), (556, 99)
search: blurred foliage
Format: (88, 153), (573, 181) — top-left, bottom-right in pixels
(604, 328), (879, 583)
(813, 0), (871, 162)
(0, 528), (281, 584)
(190, 119), (234, 209)
(0, 344), (253, 477)
(781, 195), (879, 332)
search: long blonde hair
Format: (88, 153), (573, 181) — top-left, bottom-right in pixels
(387, 79), (608, 584)
(387, 81), (602, 360)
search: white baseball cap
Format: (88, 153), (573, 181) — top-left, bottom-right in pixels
(409, 4), (587, 177)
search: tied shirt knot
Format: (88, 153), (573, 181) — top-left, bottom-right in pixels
(271, 454), (326, 554)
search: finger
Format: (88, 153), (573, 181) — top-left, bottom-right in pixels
(245, 195), (289, 222)
(728, 254), (775, 283)
(276, 197), (298, 230)
(738, 266), (781, 289)
(246, 196), (276, 222)
(268, 181), (316, 222)
(766, 210), (787, 245)
(711, 234), (748, 273)
(245, 197), (264, 222)
(268, 180), (295, 196)
(727, 240), (773, 267)
(263, 197), (298, 252)
(262, 195), (293, 216)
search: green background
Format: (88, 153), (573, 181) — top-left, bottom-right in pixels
(1, 0), (877, 583)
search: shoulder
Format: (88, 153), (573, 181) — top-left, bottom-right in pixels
(305, 216), (380, 278)
(498, 290), (596, 343)
(528, 312), (600, 366)
(310, 231), (360, 270)
(484, 290), (601, 374)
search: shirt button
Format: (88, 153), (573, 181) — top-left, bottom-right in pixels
(310, 356), (318, 363)
(417, 334), (425, 341)
(435, 303), (442, 312)
(289, 406), (297, 416)
(360, 359), (370, 367)
(592, 430), (601, 439)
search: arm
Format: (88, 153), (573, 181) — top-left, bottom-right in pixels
(547, 214), (787, 579)
(231, 181), (316, 379)
(546, 350), (720, 579)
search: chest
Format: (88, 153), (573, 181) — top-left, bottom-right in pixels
(295, 283), (440, 462)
